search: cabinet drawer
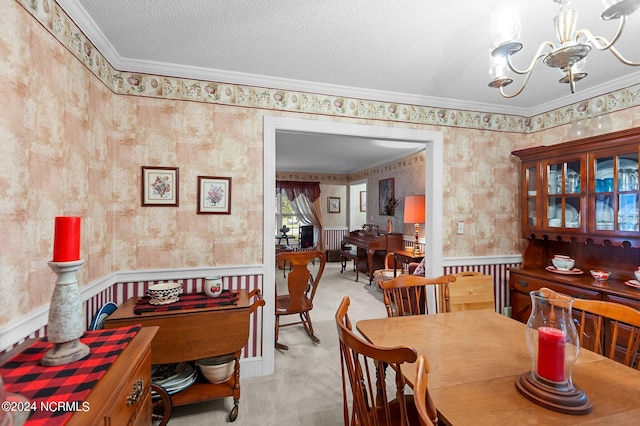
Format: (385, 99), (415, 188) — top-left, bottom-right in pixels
(106, 344), (152, 426)
(602, 294), (640, 310)
(510, 274), (600, 300)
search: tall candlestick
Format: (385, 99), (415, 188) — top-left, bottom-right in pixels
(537, 326), (566, 382)
(42, 259), (90, 366)
(52, 217), (81, 262)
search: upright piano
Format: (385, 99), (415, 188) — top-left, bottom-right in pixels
(344, 229), (403, 283)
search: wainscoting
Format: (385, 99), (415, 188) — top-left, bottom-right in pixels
(443, 257), (522, 314)
(0, 269), (264, 357)
(1, 252), (521, 357)
(323, 227), (520, 314)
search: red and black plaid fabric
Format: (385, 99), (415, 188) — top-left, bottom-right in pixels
(0, 324), (141, 426)
(133, 290), (239, 314)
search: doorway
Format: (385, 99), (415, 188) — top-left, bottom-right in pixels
(263, 116), (444, 375)
(349, 181), (367, 231)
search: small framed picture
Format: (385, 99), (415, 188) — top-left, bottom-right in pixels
(198, 176), (232, 214)
(328, 197), (341, 213)
(141, 166), (179, 207)
(360, 191), (367, 212)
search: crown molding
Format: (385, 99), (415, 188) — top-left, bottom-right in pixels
(53, 0), (527, 118)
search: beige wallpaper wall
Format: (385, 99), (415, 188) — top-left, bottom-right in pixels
(2, 0), (639, 327)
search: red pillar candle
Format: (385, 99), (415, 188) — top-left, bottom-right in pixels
(52, 216), (81, 262)
(537, 326), (566, 382)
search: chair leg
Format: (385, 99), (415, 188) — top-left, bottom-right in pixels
(274, 315), (289, 350)
(301, 312), (320, 344)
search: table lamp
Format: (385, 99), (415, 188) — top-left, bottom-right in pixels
(404, 195), (425, 256)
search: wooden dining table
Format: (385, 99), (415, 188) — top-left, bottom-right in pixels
(356, 309), (640, 425)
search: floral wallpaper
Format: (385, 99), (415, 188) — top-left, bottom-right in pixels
(1, 0), (640, 329)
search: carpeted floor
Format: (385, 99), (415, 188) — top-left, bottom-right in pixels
(166, 261), (388, 426)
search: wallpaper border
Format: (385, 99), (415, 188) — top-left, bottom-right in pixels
(17, 0), (640, 135)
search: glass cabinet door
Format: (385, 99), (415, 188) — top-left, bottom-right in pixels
(525, 165), (538, 227)
(545, 160), (582, 229)
(594, 153), (639, 232)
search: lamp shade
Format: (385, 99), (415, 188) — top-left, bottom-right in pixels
(404, 195), (425, 224)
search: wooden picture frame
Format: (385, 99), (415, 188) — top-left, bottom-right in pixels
(328, 197), (341, 213)
(197, 176), (232, 214)
(141, 166), (179, 206)
(378, 178), (394, 215)
(360, 191), (367, 212)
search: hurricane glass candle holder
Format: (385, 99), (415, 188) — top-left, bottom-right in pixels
(515, 289), (592, 414)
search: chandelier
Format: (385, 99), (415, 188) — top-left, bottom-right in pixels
(488, 0), (640, 98)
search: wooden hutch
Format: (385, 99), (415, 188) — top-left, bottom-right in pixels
(509, 128), (640, 341)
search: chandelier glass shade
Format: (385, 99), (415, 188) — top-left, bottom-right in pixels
(489, 0), (640, 98)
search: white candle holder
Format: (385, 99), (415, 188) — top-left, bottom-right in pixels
(41, 259), (90, 366)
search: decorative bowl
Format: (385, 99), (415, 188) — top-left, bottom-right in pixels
(590, 270), (610, 281)
(196, 354), (235, 384)
(147, 282), (182, 305)
(551, 257), (575, 271)
(634, 269), (640, 282)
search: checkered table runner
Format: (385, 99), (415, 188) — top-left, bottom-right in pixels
(134, 290), (239, 314)
(0, 324), (141, 425)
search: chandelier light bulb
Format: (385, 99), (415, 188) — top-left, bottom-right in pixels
(491, 6), (521, 47)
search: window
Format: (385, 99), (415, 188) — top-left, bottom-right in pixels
(275, 189), (300, 246)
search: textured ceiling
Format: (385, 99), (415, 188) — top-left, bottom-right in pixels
(58, 0), (640, 173)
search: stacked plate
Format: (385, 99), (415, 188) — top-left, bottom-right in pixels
(151, 362), (198, 396)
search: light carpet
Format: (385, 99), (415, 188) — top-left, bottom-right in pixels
(166, 261), (388, 426)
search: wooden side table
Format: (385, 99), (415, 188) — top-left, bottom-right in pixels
(392, 250), (425, 276)
(103, 289), (263, 422)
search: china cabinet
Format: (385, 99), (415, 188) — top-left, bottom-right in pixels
(510, 128), (640, 365)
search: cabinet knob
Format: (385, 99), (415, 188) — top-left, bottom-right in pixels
(517, 279), (529, 288)
(127, 378), (145, 406)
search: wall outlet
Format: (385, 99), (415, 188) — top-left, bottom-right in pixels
(456, 221), (464, 235)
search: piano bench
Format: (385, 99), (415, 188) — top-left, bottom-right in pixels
(340, 250), (359, 281)
(325, 249), (343, 262)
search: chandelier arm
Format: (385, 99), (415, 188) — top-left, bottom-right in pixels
(498, 66), (538, 98)
(505, 41), (554, 75)
(576, 16), (626, 51)
(606, 45), (640, 66)
(579, 24), (640, 66)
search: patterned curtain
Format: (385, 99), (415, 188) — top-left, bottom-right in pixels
(276, 181), (324, 251)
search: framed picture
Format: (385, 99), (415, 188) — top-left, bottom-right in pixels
(328, 197), (341, 213)
(141, 166), (179, 206)
(198, 176), (232, 214)
(379, 178), (394, 215)
(360, 191), (367, 212)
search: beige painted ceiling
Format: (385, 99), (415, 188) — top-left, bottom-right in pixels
(58, 0), (640, 173)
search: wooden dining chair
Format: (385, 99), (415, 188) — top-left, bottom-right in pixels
(446, 271), (495, 312)
(571, 298), (640, 370)
(275, 250), (326, 350)
(335, 296), (420, 426)
(379, 274), (457, 317)
(413, 355), (438, 426)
